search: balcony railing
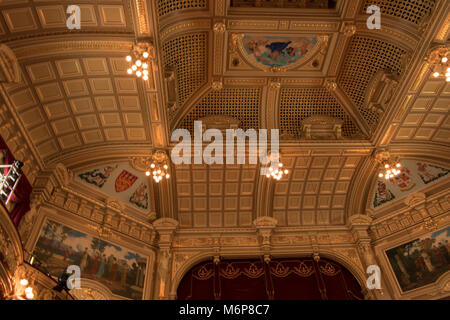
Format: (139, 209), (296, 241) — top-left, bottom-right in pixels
(0, 160), (23, 207)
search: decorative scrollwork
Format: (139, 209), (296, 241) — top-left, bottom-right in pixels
(220, 263), (241, 279)
(243, 263), (264, 278)
(293, 261), (314, 277)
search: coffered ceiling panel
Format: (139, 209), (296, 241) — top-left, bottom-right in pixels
(3, 53), (152, 161)
(393, 76), (450, 144)
(272, 155), (362, 227)
(175, 164), (258, 228)
(0, 0), (134, 41)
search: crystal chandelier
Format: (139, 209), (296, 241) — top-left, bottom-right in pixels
(145, 151), (170, 183)
(429, 46), (450, 82)
(262, 153), (289, 181)
(265, 162), (289, 181)
(126, 41), (154, 81)
(378, 159), (402, 180)
(374, 149), (402, 180)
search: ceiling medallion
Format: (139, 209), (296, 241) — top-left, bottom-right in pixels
(125, 40), (154, 81)
(428, 46), (449, 82)
(145, 150), (171, 183)
(374, 150), (402, 181)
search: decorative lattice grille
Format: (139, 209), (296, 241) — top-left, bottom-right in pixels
(157, 0), (207, 17)
(178, 87), (262, 132)
(338, 36), (406, 127)
(162, 33), (208, 110)
(363, 0), (436, 25)
(279, 87), (361, 138)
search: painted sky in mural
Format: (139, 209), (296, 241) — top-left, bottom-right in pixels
(75, 163), (150, 213)
(372, 160), (450, 209)
(32, 219), (147, 300)
(242, 35), (318, 67)
(386, 226), (450, 292)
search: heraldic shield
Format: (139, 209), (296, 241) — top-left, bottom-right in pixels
(115, 170), (138, 192)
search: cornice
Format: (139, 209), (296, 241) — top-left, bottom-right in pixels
(159, 19), (211, 41)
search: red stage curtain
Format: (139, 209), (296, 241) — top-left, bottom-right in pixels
(0, 136), (32, 227)
(177, 257), (364, 300)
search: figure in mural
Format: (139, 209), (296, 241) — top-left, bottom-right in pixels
(115, 170), (138, 193)
(78, 165), (117, 188)
(243, 35), (318, 67)
(373, 180), (395, 207)
(129, 183), (149, 210)
(89, 251), (100, 275)
(80, 248), (89, 272)
(386, 226), (450, 292)
(96, 254), (107, 278)
(32, 220), (147, 300)
(416, 162), (449, 184)
(109, 258), (119, 282)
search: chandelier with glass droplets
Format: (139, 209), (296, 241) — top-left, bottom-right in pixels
(265, 162), (289, 181)
(145, 150), (170, 183)
(378, 159), (402, 180)
(263, 153), (289, 181)
(126, 41), (153, 81)
(374, 149), (402, 181)
(430, 46), (450, 82)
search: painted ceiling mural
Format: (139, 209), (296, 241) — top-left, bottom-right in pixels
(372, 160), (450, 209)
(75, 163), (150, 213)
(33, 219), (147, 300)
(241, 35), (319, 68)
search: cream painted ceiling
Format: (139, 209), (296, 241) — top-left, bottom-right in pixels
(0, 0), (449, 229)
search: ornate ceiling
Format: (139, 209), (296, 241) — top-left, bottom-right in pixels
(0, 0), (449, 231)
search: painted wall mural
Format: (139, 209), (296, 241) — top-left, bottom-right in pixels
(242, 35), (319, 68)
(32, 219), (147, 300)
(386, 226), (450, 292)
(372, 160), (450, 209)
(76, 163), (150, 213)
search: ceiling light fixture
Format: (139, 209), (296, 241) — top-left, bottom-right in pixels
(374, 149), (402, 181)
(145, 150), (170, 183)
(265, 162), (289, 181)
(126, 41), (154, 81)
(429, 46), (450, 82)
(263, 153), (289, 181)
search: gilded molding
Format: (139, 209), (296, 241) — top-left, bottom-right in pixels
(13, 41), (133, 59)
(159, 20), (211, 41)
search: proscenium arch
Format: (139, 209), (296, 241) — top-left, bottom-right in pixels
(169, 250), (368, 299)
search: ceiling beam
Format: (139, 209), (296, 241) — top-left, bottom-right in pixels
(324, 79), (371, 138)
